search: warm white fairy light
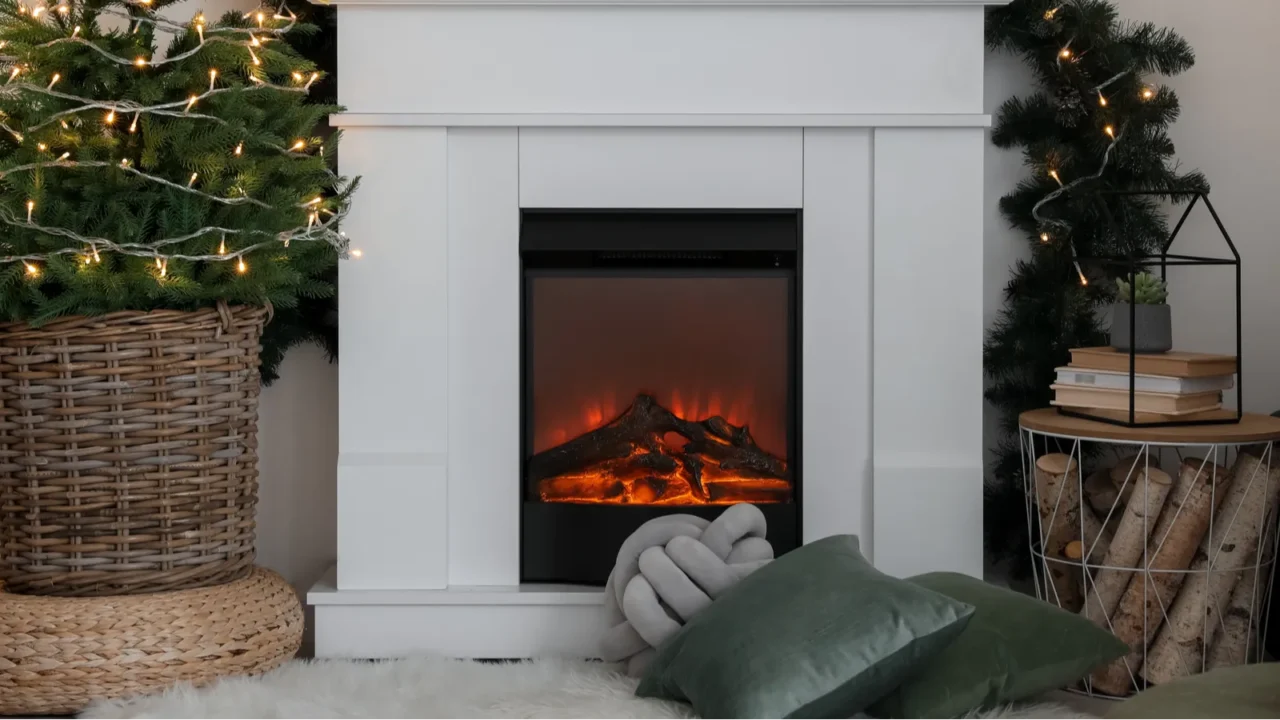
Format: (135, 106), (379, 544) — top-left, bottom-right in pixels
(1097, 91), (1107, 107)
(1141, 87), (1155, 100)
(1040, 232), (1050, 243)
(46, 72), (60, 90)
(1104, 124), (1115, 139)
(350, 248), (362, 258)
(31, 5), (44, 18)
(1048, 169), (1062, 186)
(36, 142), (46, 151)
(0, 4), (355, 267)
(24, 261), (39, 276)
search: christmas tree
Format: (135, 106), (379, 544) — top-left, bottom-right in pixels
(0, 0), (355, 377)
(984, 0), (1207, 567)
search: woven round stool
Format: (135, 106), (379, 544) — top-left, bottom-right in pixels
(0, 566), (302, 715)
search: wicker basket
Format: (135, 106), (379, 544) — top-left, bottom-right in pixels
(0, 566), (303, 715)
(0, 304), (268, 595)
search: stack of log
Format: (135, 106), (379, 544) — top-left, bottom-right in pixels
(1031, 446), (1280, 696)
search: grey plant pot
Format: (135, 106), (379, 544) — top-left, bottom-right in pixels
(1111, 303), (1173, 354)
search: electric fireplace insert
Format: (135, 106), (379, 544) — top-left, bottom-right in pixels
(520, 210), (801, 585)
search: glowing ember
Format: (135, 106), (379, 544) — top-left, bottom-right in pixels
(533, 394), (791, 506)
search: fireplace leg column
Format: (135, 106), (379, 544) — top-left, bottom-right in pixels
(871, 127), (985, 578)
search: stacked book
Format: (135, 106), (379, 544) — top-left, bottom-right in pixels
(1052, 347), (1238, 423)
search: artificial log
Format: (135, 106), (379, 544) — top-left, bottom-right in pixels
(1091, 459), (1231, 696)
(528, 394), (788, 500)
(1083, 466), (1173, 627)
(1143, 448), (1280, 684)
(1085, 468), (1123, 521)
(1206, 571), (1261, 670)
(1034, 454), (1087, 610)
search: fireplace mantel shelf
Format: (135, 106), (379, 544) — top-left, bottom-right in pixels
(330, 113), (993, 128)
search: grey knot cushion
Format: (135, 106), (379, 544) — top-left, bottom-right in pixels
(599, 503), (774, 676)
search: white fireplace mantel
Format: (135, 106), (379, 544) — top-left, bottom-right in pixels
(310, 0), (1008, 660)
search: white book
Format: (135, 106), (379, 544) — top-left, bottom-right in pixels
(1054, 367), (1235, 395)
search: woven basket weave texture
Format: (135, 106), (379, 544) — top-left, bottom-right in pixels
(0, 305), (267, 595)
(0, 566), (302, 715)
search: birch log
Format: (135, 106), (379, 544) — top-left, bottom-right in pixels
(1085, 468), (1123, 520)
(1206, 571), (1261, 669)
(1035, 454), (1087, 611)
(1091, 459), (1230, 696)
(1083, 466), (1173, 627)
(1143, 449), (1280, 684)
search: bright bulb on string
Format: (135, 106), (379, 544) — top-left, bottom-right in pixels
(291, 139), (305, 151)
(129, 113), (138, 132)
(234, 142), (243, 156)
(1059, 48), (1072, 59)
(1141, 87), (1155, 100)
(188, 172), (198, 187)
(1097, 92), (1107, 107)
(350, 249), (363, 258)
(1048, 169), (1062, 185)
(237, 258), (247, 274)
(1040, 232), (1050, 243)
(248, 48), (261, 66)
(134, 56), (147, 67)
(104, 108), (116, 125)
(31, 6), (44, 17)
(72, 25), (79, 36)
(1104, 125), (1116, 139)
(47, 73), (60, 89)
(218, 238), (228, 255)
(24, 262), (39, 276)
(26, 199), (34, 222)
(36, 142), (46, 151)
(185, 95), (198, 112)
(57, 151), (69, 161)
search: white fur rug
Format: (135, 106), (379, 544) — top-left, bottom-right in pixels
(80, 656), (1096, 719)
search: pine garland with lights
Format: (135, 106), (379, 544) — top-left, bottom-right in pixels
(983, 0), (1207, 570)
(0, 0), (356, 378)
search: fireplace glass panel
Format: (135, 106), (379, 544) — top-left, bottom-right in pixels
(520, 211), (800, 584)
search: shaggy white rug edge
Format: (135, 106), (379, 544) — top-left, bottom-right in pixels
(80, 657), (1097, 719)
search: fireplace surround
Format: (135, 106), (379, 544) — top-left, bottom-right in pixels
(309, 0), (1005, 660)
(520, 211), (802, 584)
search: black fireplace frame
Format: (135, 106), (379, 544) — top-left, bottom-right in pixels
(518, 209), (803, 586)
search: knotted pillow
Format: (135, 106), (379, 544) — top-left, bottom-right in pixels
(600, 503), (774, 676)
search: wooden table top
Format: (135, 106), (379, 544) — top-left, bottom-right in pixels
(1019, 408), (1280, 444)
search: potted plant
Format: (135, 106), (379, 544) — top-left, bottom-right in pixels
(0, 0), (357, 596)
(1111, 272), (1171, 353)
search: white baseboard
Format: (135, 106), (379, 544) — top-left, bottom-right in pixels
(308, 567), (605, 659)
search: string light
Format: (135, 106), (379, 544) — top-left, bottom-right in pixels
(1048, 169), (1063, 186)
(155, 257), (167, 277)
(350, 248), (363, 258)
(1104, 124), (1116, 139)
(304, 196), (322, 206)
(1141, 87), (1155, 100)
(25, 262), (39, 277)
(1043, 7), (1058, 19)
(218, 237), (227, 255)
(92, 246), (100, 262)
(1040, 232), (1050, 243)
(31, 5), (44, 18)
(1059, 47), (1072, 59)
(1075, 262), (1088, 287)
(1097, 91), (1108, 107)
(0, 8), (354, 269)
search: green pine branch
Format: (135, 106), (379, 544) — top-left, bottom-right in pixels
(984, 0), (1207, 573)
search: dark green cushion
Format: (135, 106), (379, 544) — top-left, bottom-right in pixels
(635, 535), (975, 718)
(869, 572), (1129, 718)
(1106, 663), (1280, 719)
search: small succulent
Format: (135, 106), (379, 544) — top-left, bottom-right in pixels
(1116, 272), (1168, 305)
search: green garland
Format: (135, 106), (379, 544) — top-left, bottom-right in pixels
(984, 0), (1207, 570)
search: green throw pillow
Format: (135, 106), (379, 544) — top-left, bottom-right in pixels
(869, 572), (1129, 718)
(635, 535), (975, 718)
(1106, 663), (1280, 719)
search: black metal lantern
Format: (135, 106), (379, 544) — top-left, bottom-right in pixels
(1061, 190), (1242, 428)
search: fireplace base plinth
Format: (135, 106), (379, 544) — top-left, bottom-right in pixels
(308, 567), (605, 659)
(522, 502), (799, 585)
